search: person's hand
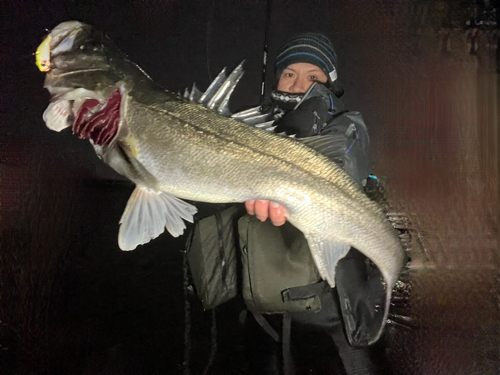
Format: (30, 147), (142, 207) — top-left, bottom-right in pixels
(245, 200), (287, 226)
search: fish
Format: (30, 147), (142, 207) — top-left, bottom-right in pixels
(36, 21), (405, 342)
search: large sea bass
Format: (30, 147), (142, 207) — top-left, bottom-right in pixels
(37, 21), (405, 335)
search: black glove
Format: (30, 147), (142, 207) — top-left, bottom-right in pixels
(273, 83), (346, 138)
(273, 98), (326, 137)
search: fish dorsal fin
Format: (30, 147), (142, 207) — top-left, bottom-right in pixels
(232, 106), (275, 127)
(231, 105), (261, 121)
(182, 83), (203, 102)
(304, 235), (350, 287)
(199, 67), (228, 106)
(118, 186), (198, 250)
(185, 61), (245, 115)
(208, 60), (244, 111)
(189, 83), (202, 102)
(254, 120), (276, 131)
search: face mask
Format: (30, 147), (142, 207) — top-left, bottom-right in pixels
(270, 90), (305, 120)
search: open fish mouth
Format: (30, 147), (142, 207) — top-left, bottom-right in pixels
(43, 86), (123, 146)
(38, 21), (129, 145)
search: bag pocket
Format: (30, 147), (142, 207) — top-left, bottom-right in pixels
(186, 205), (242, 310)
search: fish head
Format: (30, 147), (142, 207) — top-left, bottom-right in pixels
(37, 21), (156, 147)
(43, 21), (128, 94)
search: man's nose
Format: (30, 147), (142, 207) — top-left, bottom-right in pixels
(288, 77), (308, 93)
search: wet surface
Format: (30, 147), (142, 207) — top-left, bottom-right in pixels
(1, 0), (499, 374)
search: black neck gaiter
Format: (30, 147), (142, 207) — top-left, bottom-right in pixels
(269, 90), (305, 120)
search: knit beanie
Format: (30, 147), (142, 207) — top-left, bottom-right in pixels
(274, 33), (338, 85)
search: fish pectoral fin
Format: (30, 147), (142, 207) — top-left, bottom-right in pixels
(305, 235), (350, 287)
(43, 100), (73, 131)
(118, 186), (198, 251)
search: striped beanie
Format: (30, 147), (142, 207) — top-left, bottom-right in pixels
(274, 32), (338, 85)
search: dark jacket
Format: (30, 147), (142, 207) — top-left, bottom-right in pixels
(187, 83), (387, 348)
(271, 82), (371, 186)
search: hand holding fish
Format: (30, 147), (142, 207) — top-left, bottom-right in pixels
(245, 200), (287, 226)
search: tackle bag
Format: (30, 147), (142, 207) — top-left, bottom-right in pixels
(238, 215), (322, 313)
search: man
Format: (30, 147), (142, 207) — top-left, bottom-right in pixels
(187, 33), (391, 374)
(246, 33), (348, 225)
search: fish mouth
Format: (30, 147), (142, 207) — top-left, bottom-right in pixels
(36, 21), (85, 72)
(41, 21), (127, 146)
(44, 85), (124, 146)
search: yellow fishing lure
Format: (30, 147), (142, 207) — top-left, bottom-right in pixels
(36, 35), (51, 72)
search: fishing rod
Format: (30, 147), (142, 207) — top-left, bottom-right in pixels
(260, 0), (273, 107)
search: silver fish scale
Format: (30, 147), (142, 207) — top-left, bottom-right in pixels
(122, 92), (403, 285)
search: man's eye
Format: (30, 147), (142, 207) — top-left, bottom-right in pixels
(309, 75), (318, 81)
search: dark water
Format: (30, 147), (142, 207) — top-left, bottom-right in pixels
(0, 1), (498, 374)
